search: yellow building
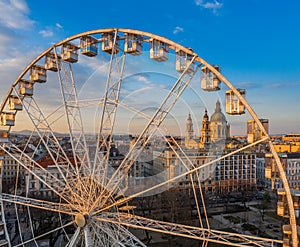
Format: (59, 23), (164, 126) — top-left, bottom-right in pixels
(247, 118), (269, 144)
(274, 143), (300, 153)
(273, 134), (300, 153)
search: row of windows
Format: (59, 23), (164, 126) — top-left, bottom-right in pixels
(215, 176), (255, 180)
(3, 171), (18, 176)
(3, 165), (18, 170)
(1, 160), (17, 165)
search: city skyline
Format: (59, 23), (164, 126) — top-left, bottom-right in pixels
(0, 0), (299, 135)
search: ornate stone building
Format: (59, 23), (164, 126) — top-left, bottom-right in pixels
(185, 100), (230, 149)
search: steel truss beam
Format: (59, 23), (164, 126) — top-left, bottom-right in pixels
(55, 48), (89, 171)
(0, 193), (74, 215)
(98, 213), (283, 247)
(93, 30), (127, 187)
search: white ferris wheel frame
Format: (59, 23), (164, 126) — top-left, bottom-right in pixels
(0, 28), (297, 247)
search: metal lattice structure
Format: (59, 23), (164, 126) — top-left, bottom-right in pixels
(0, 28), (298, 246)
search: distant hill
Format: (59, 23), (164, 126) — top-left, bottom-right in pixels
(11, 129), (68, 137)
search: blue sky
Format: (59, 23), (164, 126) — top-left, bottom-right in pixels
(0, 0), (299, 135)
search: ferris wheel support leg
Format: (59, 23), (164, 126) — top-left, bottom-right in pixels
(89, 222), (110, 246)
(84, 225), (93, 246)
(66, 227), (81, 247)
(92, 220), (146, 246)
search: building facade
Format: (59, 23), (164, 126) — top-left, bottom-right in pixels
(185, 100), (230, 149)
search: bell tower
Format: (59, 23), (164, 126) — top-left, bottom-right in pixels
(200, 109), (210, 149)
(185, 113), (194, 147)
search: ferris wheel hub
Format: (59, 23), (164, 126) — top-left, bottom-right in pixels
(75, 213), (86, 227)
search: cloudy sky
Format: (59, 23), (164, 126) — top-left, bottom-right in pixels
(0, 0), (299, 135)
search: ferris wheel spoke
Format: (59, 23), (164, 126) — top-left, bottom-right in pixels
(14, 220), (74, 247)
(0, 193), (75, 215)
(8, 143), (67, 187)
(155, 127), (209, 229)
(55, 48), (89, 171)
(97, 212), (281, 247)
(3, 145), (82, 209)
(92, 58), (199, 211)
(93, 137), (269, 216)
(54, 49), (92, 201)
(17, 95), (88, 202)
(93, 31), (127, 189)
(19, 95), (77, 174)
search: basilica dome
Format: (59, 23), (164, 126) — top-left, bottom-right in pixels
(210, 100), (226, 123)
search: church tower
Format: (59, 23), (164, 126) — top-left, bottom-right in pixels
(200, 109), (210, 149)
(185, 113), (194, 147)
(210, 100), (228, 142)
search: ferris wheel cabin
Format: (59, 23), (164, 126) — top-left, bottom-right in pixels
(44, 53), (59, 72)
(61, 42), (79, 63)
(8, 95), (22, 111)
(0, 131), (9, 143)
(1, 112), (15, 126)
(102, 32), (120, 54)
(277, 189), (300, 218)
(30, 65), (47, 83)
(225, 89), (246, 115)
(124, 34), (143, 56)
(176, 49), (194, 74)
(18, 80), (34, 96)
(201, 65), (221, 91)
(150, 39), (168, 62)
(80, 35), (98, 57)
(282, 222), (300, 247)
(277, 189), (289, 217)
(264, 154), (278, 180)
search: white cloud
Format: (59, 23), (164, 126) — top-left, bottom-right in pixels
(173, 26), (184, 34)
(130, 73), (151, 84)
(0, 0), (34, 30)
(195, 0), (223, 15)
(0, 48), (40, 99)
(39, 29), (54, 37)
(136, 75), (149, 83)
(11, 0), (29, 12)
(0, 26), (18, 43)
(56, 23), (63, 29)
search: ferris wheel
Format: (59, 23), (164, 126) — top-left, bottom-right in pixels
(0, 28), (298, 247)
